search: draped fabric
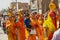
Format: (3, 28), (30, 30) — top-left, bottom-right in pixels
(6, 17), (16, 40)
(43, 13), (56, 40)
(15, 17), (25, 40)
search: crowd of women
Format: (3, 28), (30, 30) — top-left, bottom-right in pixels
(4, 1), (60, 40)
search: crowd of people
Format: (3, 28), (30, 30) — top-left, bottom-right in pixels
(0, 1), (60, 40)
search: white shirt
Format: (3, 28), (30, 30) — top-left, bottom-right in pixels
(30, 28), (36, 34)
(52, 28), (60, 40)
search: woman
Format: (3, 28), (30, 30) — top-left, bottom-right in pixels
(29, 13), (37, 40)
(6, 9), (16, 40)
(15, 10), (25, 40)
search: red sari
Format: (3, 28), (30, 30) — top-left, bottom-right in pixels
(16, 16), (25, 40)
(11, 17), (17, 40)
(46, 11), (57, 40)
(49, 11), (57, 30)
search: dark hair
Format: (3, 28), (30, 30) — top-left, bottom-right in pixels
(59, 20), (60, 28)
(25, 13), (29, 17)
(1, 14), (3, 17)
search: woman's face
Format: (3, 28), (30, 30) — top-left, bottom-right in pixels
(8, 13), (12, 17)
(49, 3), (56, 10)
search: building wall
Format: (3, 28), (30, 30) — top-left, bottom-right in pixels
(10, 2), (29, 14)
(10, 2), (29, 10)
(30, 0), (38, 12)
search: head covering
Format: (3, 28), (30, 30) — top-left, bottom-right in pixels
(17, 9), (22, 16)
(49, 2), (56, 10)
(8, 9), (13, 17)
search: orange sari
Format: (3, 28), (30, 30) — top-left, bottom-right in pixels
(30, 17), (44, 40)
(36, 19), (44, 40)
(6, 17), (16, 40)
(16, 17), (25, 40)
(28, 18), (36, 40)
